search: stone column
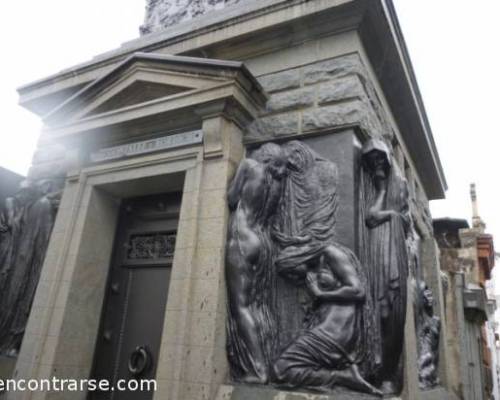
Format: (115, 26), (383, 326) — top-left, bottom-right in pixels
(402, 277), (420, 400)
(453, 273), (474, 400)
(154, 105), (245, 400)
(6, 174), (96, 400)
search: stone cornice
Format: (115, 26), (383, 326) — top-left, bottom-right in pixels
(42, 52), (266, 125)
(363, 0), (447, 198)
(18, 0), (447, 198)
(17, 0), (355, 100)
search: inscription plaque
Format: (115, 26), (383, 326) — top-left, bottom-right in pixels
(90, 130), (203, 162)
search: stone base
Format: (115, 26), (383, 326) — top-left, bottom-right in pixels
(0, 356), (15, 380)
(420, 387), (459, 400)
(0, 356), (16, 398)
(216, 385), (400, 400)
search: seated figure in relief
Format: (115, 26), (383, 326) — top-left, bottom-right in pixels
(273, 243), (381, 397)
(271, 141), (381, 396)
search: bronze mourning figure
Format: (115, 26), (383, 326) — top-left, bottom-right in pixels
(225, 143), (287, 384)
(360, 139), (411, 394)
(415, 281), (441, 390)
(225, 137), (439, 396)
(0, 179), (62, 356)
(225, 138), (432, 396)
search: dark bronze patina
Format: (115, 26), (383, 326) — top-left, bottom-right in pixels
(225, 143), (287, 384)
(0, 179), (62, 357)
(360, 138), (410, 394)
(225, 140), (387, 396)
(415, 281), (441, 389)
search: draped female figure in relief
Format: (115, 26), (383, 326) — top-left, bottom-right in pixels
(360, 138), (410, 394)
(0, 179), (61, 356)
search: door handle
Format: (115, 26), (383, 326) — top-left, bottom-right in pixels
(128, 345), (152, 376)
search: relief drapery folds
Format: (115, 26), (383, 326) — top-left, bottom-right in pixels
(414, 281), (441, 390)
(0, 179), (62, 356)
(225, 138), (419, 396)
(359, 138), (411, 394)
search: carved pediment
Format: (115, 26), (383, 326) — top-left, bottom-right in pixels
(44, 52), (262, 127)
(87, 80), (190, 116)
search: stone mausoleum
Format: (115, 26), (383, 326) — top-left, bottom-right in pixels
(0, 0), (475, 399)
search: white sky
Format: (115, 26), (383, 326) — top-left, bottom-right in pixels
(0, 1), (499, 283)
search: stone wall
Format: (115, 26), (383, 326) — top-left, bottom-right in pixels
(250, 52), (433, 235)
(28, 52), (433, 236)
(249, 53), (389, 141)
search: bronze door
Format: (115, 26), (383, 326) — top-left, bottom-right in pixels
(89, 193), (181, 400)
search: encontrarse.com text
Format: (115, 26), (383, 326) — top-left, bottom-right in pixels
(0, 378), (157, 392)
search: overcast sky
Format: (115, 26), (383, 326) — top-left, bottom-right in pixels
(0, 1), (499, 283)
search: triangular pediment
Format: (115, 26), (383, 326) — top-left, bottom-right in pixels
(87, 80), (190, 116)
(43, 52), (256, 126)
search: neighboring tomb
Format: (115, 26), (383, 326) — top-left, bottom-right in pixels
(434, 185), (498, 400)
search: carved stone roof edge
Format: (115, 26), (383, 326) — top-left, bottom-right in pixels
(16, 0), (447, 199)
(376, 0), (448, 197)
(17, 0), (355, 96)
(42, 52), (267, 124)
(41, 81), (263, 141)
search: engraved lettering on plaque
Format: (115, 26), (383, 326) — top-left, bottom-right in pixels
(90, 130), (203, 162)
